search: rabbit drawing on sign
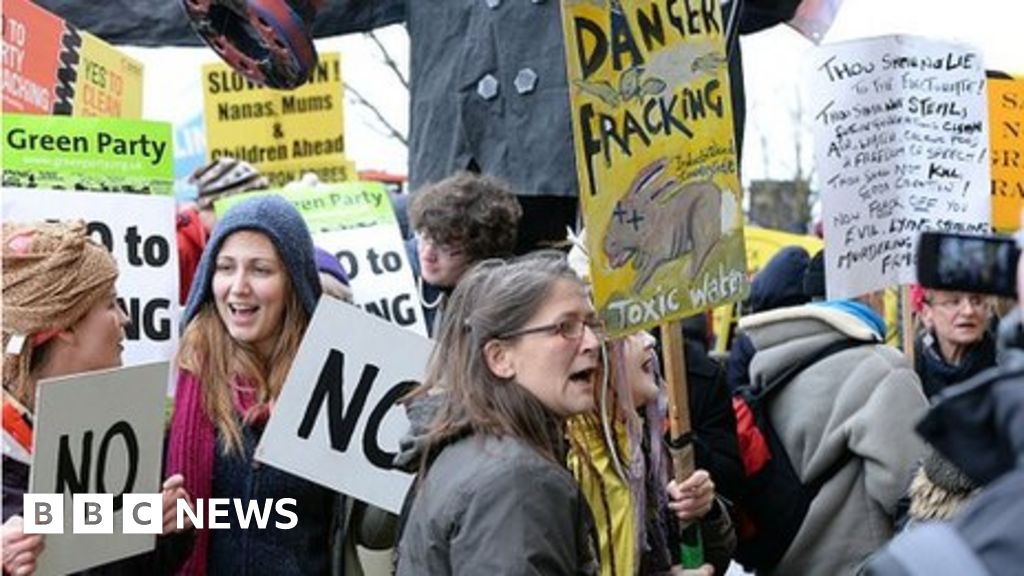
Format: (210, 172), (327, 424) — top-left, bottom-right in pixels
(603, 158), (722, 292)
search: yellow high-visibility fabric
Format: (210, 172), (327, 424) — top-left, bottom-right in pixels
(568, 417), (636, 576)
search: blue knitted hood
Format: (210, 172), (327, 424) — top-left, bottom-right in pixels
(182, 194), (321, 326)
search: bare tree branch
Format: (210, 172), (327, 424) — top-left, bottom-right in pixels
(366, 30), (409, 91)
(345, 81), (408, 147)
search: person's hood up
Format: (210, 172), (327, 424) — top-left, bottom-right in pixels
(749, 246), (810, 312)
(182, 194), (321, 326)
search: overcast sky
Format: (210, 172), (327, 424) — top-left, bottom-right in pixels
(125, 0), (1022, 185)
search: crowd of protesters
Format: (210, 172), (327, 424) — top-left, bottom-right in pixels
(4, 164), (1023, 576)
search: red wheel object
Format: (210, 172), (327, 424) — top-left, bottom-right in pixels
(182, 0), (320, 89)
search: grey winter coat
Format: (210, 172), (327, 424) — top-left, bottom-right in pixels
(396, 433), (600, 576)
(740, 304), (930, 576)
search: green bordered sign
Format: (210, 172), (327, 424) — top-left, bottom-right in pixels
(2, 113), (173, 195)
(215, 182), (395, 232)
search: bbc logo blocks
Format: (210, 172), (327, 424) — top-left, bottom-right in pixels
(23, 493), (164, 534)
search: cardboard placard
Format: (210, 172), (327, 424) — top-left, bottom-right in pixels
(29, 362), (169, 576)
(256, 298), (432, 514)
(2, 189), (180, 365)
(560, 0), (747, 336)
(807, 35), (991, 298)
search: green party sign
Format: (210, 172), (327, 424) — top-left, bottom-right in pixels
(2, 114), (173, 195)
(216, 182), (396, 233)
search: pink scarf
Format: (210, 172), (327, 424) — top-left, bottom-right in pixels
(166, 371), (265, 576)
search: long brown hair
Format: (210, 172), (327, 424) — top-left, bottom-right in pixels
(176, 269), (308, 453)
(414, 250), (585, 467)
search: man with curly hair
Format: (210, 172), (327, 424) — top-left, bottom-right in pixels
(407, 171), (523, 336)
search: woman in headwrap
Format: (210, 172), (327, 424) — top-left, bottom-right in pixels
(166, 195), (394, 575)
(1, 221), (189, 576)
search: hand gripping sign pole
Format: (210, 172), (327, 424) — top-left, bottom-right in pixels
(661, 320), (704, 568)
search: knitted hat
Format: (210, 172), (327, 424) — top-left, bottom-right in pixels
(3, 221), (119, 402)
(803, 250), (826, 300)
(182, 195), (321, 325)
(314, 247), (350, 286)
(190, 158), (269, 207)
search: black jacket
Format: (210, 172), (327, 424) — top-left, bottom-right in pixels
(864, 313), (1024, 575)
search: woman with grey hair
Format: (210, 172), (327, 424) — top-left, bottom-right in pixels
(396, 251), (602, 575)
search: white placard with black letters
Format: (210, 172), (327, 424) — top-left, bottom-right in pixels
(2, 188), (180, 366)
(256, 297), (433, 514)
(29, 362), (169, 576)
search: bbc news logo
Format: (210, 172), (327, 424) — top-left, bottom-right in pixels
(23, 494), (298, 534)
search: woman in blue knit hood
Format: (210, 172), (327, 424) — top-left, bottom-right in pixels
(166, 195), (334, 575)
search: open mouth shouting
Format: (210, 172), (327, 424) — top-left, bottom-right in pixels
(227, 302), (261, 323)
(569, 365), (598, 387)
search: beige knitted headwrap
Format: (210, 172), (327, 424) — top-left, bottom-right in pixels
(2, 220), (119, 405)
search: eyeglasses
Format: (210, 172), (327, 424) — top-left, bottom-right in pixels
(497, 317), (606, 341)
(926, 293), (989, 312)
(417, 233), (465, 259)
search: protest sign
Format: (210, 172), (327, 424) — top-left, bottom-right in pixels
(807, 35), (991, 299)
(743, 226), (824, 276)
(2, 189), (179, 365)
(29, 362), (169, 576)
(2, 114), (174, 194)
(202, 52), (353, 183)
(258, 154), (358, 189)
(561, 0), (747, 337)
(218, 183), (428, 336)
(2, 0), (143, 118)
(989, 74), (1024, 232)
(256, 298), (431, 514)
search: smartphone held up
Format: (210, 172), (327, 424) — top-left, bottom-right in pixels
(916, 231), (1020, 299)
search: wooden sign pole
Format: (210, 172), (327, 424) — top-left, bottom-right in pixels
(661, 319), (704, 568)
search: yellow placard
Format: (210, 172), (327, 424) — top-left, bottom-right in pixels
(258, 154), (357, 189)
(74, 33), (144, 118)
(202, 53), (346, 170)
(561, 0), (747, 336)
(989, 75), (1024, 232)
(744, 227), (823, 275)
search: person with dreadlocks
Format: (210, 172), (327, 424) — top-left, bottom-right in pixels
(565, 231), (739, 576)
(2, 221), (191, 576)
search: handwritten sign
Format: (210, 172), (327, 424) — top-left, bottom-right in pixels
(808, 35), (991, 299)
(561, 0), (747, 337)
(256, 298), (431, 514)
(2, 0), (143, 118)
(989, 75), (1024, 232)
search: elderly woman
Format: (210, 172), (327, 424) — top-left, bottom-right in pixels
(2, 221), (188, 576)
(915, 289), (996, 399)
